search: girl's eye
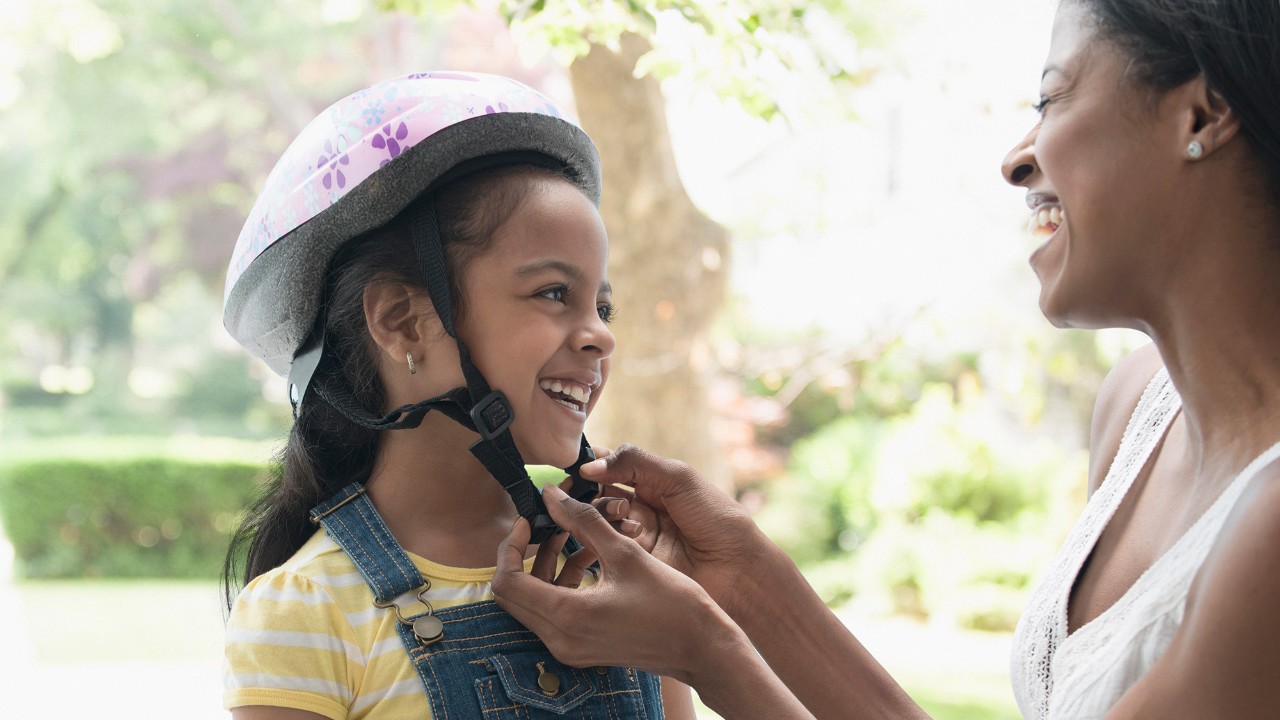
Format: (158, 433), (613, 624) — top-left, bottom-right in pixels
(538, 286), (567, 303)
(597, 303), (616, 324)
(1031, 96), (1051, 115)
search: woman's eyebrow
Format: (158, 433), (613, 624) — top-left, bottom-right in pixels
(515, 258), (612, 294)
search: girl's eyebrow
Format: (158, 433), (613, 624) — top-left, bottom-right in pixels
(516, 258), (612, 294)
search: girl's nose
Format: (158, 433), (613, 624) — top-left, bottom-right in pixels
(577, 312), (615, 357)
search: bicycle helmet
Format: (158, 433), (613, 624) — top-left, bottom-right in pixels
(223, 72), (602, 543)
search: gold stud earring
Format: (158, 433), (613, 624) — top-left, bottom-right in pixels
(1187, 140), (1204, 160)
(407, 352), (417, 375)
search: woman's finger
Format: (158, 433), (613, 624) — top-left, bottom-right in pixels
(554, 547), (599, 587)
(540, 484), (643, 566)
(531, 529), (570, 583)
(593, 496), (631, 521)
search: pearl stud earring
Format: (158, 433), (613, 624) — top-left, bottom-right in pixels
(1187, 141), (1204, 160)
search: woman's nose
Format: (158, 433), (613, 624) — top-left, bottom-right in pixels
(1002, 125), (1039, 186)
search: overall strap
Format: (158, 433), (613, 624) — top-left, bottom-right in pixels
(309, 483), (424, 602)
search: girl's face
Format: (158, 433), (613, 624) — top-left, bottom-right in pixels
(453, 176), (615, 468)
(1000, 1), (1189, 330)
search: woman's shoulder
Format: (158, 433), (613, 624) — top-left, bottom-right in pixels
(1087, 343), (1165, 494)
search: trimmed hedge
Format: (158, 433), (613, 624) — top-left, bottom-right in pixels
(0, 451), (576, 580)
(0, 458), (269, 579)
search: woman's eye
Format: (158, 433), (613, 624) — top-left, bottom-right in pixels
(1031, 96), (1051, 115)
(597, 303), (616, 324)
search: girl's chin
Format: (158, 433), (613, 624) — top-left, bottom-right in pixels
(517, 442), (582, 470)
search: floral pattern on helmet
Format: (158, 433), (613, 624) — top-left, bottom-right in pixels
(224, 72), (578, 302)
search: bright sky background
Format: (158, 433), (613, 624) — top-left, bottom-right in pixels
(664, 0), (1090, 353)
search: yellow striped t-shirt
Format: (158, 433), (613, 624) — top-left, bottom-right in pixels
(223, 528), (573, 719)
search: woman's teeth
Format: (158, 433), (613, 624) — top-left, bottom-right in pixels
(1028, 206), (1065, 237)
(538, 379), (592, 405)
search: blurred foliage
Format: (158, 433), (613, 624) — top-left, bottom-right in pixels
(744, 324), (1107, 630)
(0, 457), (269, 579)
(381, 0), (914, 121)
(0, 0), (435, 441)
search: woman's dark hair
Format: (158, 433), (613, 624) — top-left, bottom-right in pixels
(1073, 0), (1280, 205)
(222, 164), (577, 610)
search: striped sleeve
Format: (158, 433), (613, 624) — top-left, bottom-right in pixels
(224, 568), (361, 719)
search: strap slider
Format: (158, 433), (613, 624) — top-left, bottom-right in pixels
(470, 391), (514, 441)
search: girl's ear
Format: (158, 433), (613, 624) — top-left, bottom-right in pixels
(364, 280), (424, 362)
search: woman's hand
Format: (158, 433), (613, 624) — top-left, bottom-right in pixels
(494, 483), (742, 682)
(578, 444), (770, 617)
(494, 484), (817, 720)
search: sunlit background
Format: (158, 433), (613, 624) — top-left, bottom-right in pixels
(0, 1), (1148, 718)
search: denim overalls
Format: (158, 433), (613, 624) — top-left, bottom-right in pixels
(310, 483), (665, 719)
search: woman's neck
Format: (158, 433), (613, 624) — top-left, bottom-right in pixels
(1146, 243), (1280, 480)
(363, 413), (528, 568)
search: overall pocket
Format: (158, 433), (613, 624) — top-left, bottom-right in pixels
(474, 652), (597, 716)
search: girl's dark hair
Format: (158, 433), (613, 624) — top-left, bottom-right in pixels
(222, 163), (576, 610)
(1073, 0), (1280, 205)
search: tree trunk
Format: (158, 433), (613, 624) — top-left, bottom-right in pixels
(569, 34), (731, 489)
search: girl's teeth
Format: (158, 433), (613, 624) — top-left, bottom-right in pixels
(538, 379), (593, 404)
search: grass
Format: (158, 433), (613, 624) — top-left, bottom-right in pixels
(14, 579), (229, 664)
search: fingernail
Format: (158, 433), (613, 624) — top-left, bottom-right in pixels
(543, 484), (566, 499)
(620, 519), (642, 537)
(580, 458), (605, 476)
(606, 498), (628, 515)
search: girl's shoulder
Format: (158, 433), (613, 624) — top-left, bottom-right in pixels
(231, 529), (369, 621)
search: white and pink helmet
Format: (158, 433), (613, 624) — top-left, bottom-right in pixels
(223, 71), (600, 378)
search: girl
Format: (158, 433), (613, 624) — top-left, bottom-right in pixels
(220, 71), (691, 720)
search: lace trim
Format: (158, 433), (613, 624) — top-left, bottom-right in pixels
(1046, 438), (1280, 716)
(1010, 367), (1180, 720)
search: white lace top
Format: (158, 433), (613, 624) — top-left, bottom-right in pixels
(1010, 367), (1280, 719)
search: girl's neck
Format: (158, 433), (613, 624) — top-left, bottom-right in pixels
(363, 413), (528, 568)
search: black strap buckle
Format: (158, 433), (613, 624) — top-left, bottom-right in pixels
(469, 390), (514, 441)
(565, 438), (598, 503)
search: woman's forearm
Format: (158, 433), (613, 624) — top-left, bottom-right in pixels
(724, 537), (929, 720)
(687, 602), (816, 720)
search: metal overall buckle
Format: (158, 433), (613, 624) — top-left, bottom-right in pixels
(373, 583), (444, 646)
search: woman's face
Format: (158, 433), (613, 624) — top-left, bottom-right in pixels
(452, 177), (615, 468)
(1001, 2), (1189, 329)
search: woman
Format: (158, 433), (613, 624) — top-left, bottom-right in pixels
(491, 1), (1280, 718)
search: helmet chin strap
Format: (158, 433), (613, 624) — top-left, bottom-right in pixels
(410, 192), (599, 543)
(290, 319), (598, 546)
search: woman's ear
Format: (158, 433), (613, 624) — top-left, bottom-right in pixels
(1180, 76), (1241, 159)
